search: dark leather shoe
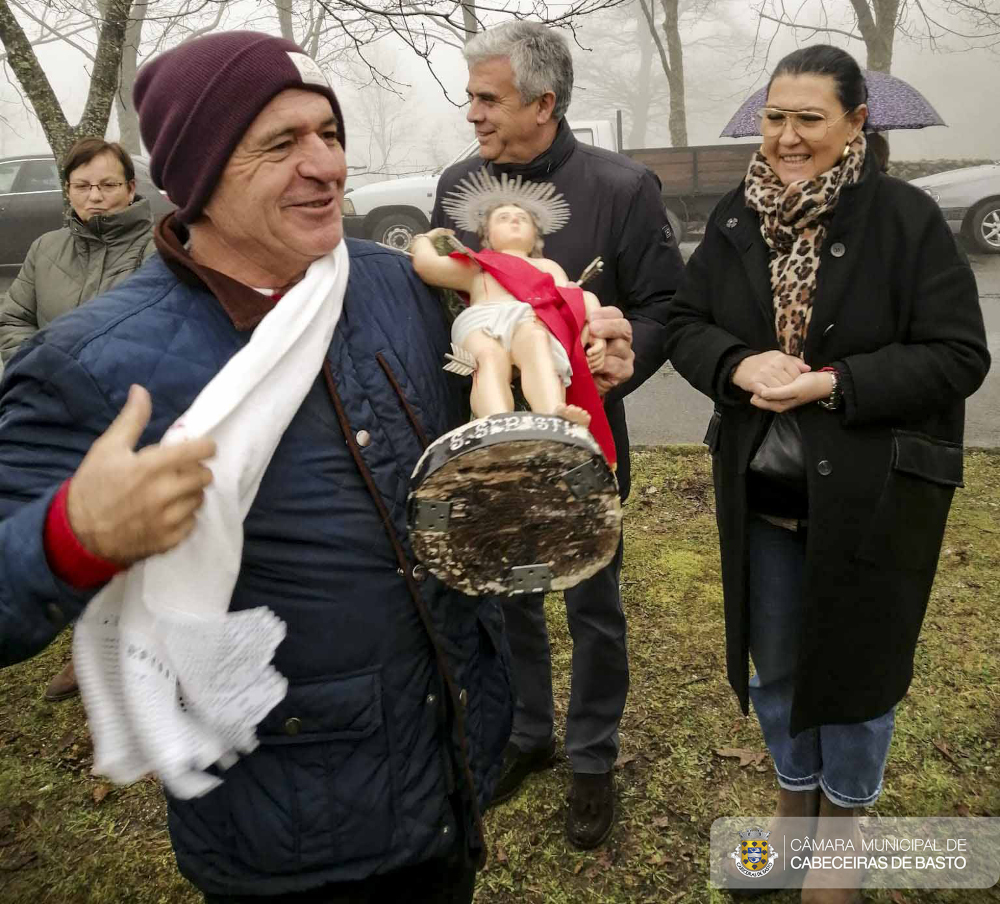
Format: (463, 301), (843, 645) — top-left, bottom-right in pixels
(489, 740), (557, 807)
(566, 771), (615, 849)
(44, 660), (79, 703)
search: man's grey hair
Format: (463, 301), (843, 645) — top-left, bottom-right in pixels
(464, 21), (574, 120)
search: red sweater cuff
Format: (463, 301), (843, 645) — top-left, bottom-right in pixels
(44, 480), (122, 589)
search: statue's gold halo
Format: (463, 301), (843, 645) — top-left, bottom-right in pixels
(441, 171), (571, 236)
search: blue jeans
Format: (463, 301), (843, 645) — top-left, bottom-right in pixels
(746, 516), (895, 808)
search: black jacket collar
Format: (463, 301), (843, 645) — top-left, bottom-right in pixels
(486, 118), (577, 181)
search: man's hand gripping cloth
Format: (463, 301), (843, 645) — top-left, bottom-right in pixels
(453, 248), (616, 466)
(73, 242), (350, 799)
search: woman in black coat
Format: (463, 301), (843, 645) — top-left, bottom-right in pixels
(664, 45), (989, 901)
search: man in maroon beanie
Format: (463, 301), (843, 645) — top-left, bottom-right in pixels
(0, 28), (638, 904)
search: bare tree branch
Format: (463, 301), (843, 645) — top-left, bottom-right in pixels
(8, 0), (95, 59)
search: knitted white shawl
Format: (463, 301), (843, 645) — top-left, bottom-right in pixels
(74, 242), (349, 798)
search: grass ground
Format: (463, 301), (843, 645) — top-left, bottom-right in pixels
(0, 447), (997, 904)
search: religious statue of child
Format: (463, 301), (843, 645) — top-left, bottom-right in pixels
(410, 172), (616, 466)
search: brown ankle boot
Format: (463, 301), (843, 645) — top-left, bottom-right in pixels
(800, 793), (864, 904)
(43, 659), (78, 702)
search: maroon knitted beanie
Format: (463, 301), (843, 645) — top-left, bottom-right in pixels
(134, 31), (345, 224)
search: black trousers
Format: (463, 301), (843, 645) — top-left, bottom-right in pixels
(503, 533), (628, 773)
(202, 854), (477, 904)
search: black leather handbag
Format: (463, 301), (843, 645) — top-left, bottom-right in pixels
(748, 412), (806, 494)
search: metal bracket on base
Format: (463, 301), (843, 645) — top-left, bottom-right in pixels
(509, 564), (552, 594)
(412, 499), (452, 531)
(561, 460), (607, 499)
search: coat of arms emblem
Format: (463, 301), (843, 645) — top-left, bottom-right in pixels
(730, 826), (778, 878)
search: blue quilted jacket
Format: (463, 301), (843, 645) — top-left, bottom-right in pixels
(0, 239), (513, 896)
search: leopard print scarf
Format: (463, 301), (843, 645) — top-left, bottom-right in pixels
(744, 132), (866, 357)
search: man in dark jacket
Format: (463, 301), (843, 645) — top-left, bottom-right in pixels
(430, 20), (684, 849)
(0, 31), (635, 903)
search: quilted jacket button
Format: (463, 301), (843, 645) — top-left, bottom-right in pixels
(458, 688), (468, 708)
(817, 460), (833, 476)
(830, 242), (846, 258)
(356, 430), (372, 448)
(412, 564), (427, 582)
(284, 717), (302, 736)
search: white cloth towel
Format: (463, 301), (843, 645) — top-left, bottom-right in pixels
(74, 242), (350, 799)
(451, 301), (572, 387)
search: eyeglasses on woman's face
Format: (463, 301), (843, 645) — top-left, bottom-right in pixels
(67, 180), (127, 195)
(754, 107), (852, 141)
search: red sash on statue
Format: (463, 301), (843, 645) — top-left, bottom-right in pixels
(451, 248), (616, 466)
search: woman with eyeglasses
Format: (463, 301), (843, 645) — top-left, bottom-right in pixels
(0, 139), (155, 367)
(0, 138), (156, 704)
(664, 45), (989, 901)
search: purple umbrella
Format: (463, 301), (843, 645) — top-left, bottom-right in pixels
(720, 70), (946, 138)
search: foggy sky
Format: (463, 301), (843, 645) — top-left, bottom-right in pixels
(1, 0), (998, 177)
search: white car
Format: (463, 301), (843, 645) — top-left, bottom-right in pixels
(342, 121), (618, 251)
(910, 164), (1000, 254)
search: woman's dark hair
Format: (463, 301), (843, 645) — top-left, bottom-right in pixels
(767, 44), (889, 172)
(61, 138), (136, 184)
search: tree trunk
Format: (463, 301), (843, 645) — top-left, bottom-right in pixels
(275, 0), (295, 43)
(660, 0), (687, 146)
(0, 0), (74, 159)
(638, 0), (688, 146)
(849, 0), (898, 72)
(75, 0), (132, 145)
(116, 0), (146, 153)
(629, 7), (655, 147)
(462, 0), (478, 41)
(307, 4), (325, 59)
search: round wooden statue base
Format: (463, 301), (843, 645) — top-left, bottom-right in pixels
(407, 412), (621, 596)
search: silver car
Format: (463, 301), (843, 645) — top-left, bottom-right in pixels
(910, 164), (1000, 255)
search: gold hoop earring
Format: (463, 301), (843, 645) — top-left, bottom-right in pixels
(841, 143), (851, 160)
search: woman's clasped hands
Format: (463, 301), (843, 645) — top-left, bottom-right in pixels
(731, 350), (835, 413)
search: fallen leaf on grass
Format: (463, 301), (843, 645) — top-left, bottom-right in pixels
(573, 861), (584, 875)
(615, 753), (638, 768)
(651, 815), (671, 828)
(889, 892), (910, 904)
(956, 804), (971, 817)
(714, 747), (767, 768)
(91, 784), (112, 805)
(933, 739), (961, 768)
(494, 844), (508, 864)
